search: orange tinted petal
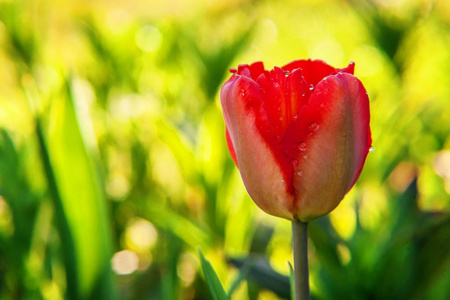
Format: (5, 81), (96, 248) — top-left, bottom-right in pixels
(281, 73), (371, 221)
(221, 74), (294, 219)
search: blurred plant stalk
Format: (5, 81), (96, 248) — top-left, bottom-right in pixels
(292, 220), (310, 300)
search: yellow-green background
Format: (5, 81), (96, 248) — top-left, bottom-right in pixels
(0, 0), (449, 299)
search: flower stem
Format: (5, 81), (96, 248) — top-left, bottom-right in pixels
(292, 220), (310, 300)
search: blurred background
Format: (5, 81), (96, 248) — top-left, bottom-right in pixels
(0, 0), (449, 299)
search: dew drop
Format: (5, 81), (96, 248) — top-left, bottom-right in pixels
(338, 71), (343, 75)
(366, 91), (369, 95)
(297, 170), (303, 176)
(298, 142), (307, 151)
(273, 82), (280, 88)
(369, 146), (375, 152)
(240, 89), (246, 97)
(284, 71), (290, 77)
(309, 84), (314, 91)
(308, 121), (319, 131)
(291, 159), (299, 166)
(302, 93), (305, 97)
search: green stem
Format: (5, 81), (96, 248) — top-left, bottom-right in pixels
(292, 220), (310, 300)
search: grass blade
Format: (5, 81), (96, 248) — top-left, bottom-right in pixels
(44, 80), (115, 299)
(198, 249), (228, 300)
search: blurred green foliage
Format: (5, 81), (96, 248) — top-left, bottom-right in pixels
(0, 0), (449, 299)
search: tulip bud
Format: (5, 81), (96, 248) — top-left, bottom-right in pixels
(220, 59), (371, 222)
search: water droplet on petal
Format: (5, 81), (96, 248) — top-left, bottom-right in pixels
(240, 89), (246, 97)
(273, 82), (280, 88)
(297, 170), (303, 176)
(302, 93), (305, 97)
(284, 71), (290, 77)
(298, 142), (307, 151)
(309, 84), (314, 91)
(366, 91), (369, 95)
(338, 71), (343, 75)
(291, 159), (299, 166)
(308, 121), (319, 131)
(369, 146), (375, 152)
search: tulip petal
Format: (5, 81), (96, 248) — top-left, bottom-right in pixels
(237, 61), (265, 81)
(221, 74), (294, 219)
(282, 60), (355, 86)
(283, 59), (337, 86)
(337, 61), (355, 75)
(256, 67), (311, 141)
(281, 73), (371, 221)
(225, 128), (238, 166)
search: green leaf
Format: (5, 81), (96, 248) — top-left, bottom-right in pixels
(227, 259), (251, 297)
(288, 262), (295, 300)
(198, 248), (228, 300)
(44, 80), (115, 299)
(228, 255), (290, 299)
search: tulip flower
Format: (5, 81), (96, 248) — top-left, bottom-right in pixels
(220, 59), (371, 222)
(220, 59), (371, 300)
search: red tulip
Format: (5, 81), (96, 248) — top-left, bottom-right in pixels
(220, 59), (371, 222)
